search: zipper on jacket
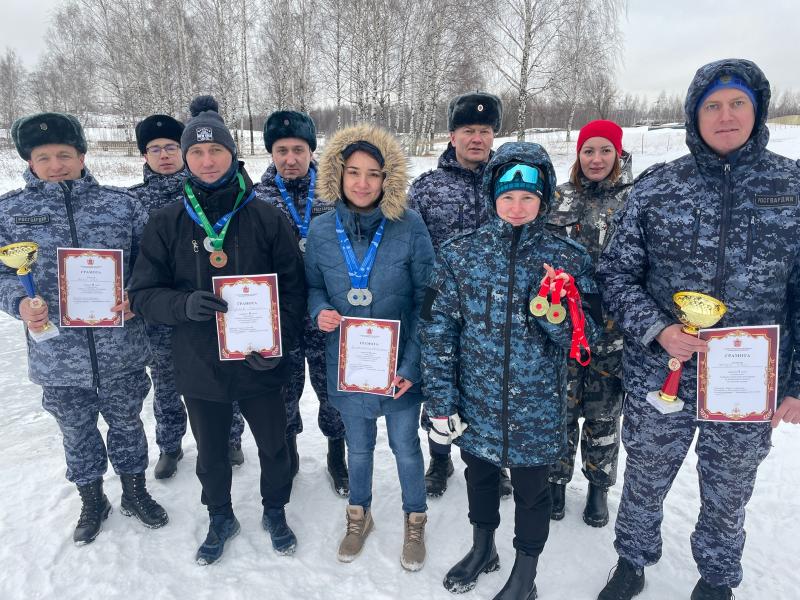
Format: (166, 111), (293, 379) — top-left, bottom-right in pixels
(473, 175), (481, 229)
(60, 182), (100, 389)
(690, 208), (701, 257)
(234, 232), (240, 273)
(746, 211), (755, 264)
(458, 204), (464, 233)
(501, 227), (522, 466)
(484, 287), (493, 330)
(712, 163), (732, 299)
(192, 239), (203, 289)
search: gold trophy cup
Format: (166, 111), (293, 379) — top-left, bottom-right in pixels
(0, 242), (60, 342)
(646, 291), (726, 414)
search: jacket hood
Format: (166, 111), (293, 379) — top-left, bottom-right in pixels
(317, 124), (409, 220)
(684, 58), (771, 161)
(483, 142), (557, 219)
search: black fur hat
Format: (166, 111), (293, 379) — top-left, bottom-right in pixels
(11, 112), (88, 160)
(448, 92), (503, 133)
(135, 114), (185, 155)
(264, 110), (317, 152)
(180, 95), (237, 157)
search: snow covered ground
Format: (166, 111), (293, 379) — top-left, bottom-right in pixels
(1, 127), (799, 600)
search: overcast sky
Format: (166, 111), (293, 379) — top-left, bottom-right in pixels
(4, 0), (800, 101)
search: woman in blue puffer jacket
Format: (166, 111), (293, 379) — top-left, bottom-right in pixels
(304, 124), (434, 571)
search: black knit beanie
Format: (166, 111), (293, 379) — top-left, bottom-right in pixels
(181, 96), (237, 157)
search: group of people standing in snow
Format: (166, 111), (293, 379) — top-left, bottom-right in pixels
(1, 56), (799, 600)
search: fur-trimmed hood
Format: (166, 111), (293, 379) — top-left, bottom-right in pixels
(316, 124), (409, 221)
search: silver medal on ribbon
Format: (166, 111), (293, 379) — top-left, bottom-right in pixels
(203, 236), (215, 253)
(298, 238), (307, 253)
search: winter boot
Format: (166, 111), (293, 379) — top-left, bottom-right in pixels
(550, 482), (566, 521)
(691, 578), (734, 600)
(337, 505), (374, 562)
(196, 509), (240, 565)
(425, 451), (454, 498)
(499, 469), (513, 499)
(443, 526), (500, 593)
(229, 442), (245, 467)
(286, 435), (299, 478)
(491, 551), (539, 600)
(327, 437), (349, 497)
(154, 448), (184, 480)
(262, 507), (297, 556)
(73, 479), (112, 546)
(120, 473), (169, 528)
(400, 512), (427, 571)
(597, 557), (645, 600)
(583, 484), (610, 527)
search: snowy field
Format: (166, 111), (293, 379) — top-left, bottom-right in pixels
(0, 126), (799, 599)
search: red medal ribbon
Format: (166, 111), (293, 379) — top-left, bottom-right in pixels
(563, 274), (591, 366)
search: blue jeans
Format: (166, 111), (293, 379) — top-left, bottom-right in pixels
(340, 404), (427, 514)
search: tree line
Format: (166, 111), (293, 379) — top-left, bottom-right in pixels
(1, 0), (799, 155)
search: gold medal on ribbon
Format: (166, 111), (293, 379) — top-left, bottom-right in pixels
(547, 301), (566, 324)
(529, 295), (549, 317)
(209, 250), (228, 268)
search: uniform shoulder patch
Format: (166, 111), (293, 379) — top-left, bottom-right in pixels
(0, 188), (25, 203)
(634, 162), (666, 184)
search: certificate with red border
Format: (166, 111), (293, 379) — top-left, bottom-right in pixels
(697, 325), (779, 422)
(57, 248), (123, 327)
(212, 274), (282, 361)
(337, 317), (400, 396)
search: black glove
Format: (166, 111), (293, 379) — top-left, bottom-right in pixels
(244, 352), (281, 371)
(185, 291), (228, 321)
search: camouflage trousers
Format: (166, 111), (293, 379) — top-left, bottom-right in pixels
(285, 317), (345, 440)
(41, 369), (151, 486)
(147, 324), (243, 453)
(614, 393), (772, 588)
(549, 360), (623, 488)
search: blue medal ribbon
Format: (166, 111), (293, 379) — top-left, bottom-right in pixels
(335, 213), (387, 290)
(274, 169), (316, 239)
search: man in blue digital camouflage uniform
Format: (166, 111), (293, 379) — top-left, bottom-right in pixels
(0, 112), (168, 546)
(595, 58), (800, 600)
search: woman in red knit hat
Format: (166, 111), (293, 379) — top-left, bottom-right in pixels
(545, 119), (633, 528)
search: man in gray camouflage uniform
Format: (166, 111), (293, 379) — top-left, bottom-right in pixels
(130, 114), (245, 478)
(408, 91), (512, 499)
(596, 59), (800, 600)
(0, 112), (168, 546)
(255, 110), (348, 495)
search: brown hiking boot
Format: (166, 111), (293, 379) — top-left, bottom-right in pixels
(337, 505), (374, 562)
(400, 512), (427, 571)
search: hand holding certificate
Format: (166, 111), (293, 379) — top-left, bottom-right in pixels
(338, 317), (401, 396)
(697, 325), (779, 422)
(213, 274), (282, 360)
(57, 248), (124, 327)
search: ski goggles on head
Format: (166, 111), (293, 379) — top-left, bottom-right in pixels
(494, 163), (545, 199)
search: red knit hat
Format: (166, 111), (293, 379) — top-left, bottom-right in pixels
(576, 120), (623, 155)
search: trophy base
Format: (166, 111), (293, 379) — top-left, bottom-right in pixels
(646, 390), (684, 414)
(29, 323), (60, 343)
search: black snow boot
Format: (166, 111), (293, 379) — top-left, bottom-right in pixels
(327, 437), (349, 497)
(499, 468), (513, 499)
(597, 557), (645, 600)
(196, 508), (240, 565)
(550, 482), (566, 520)
(120, 473), (169, 528)
(73, 478), (112, 546)
(229, 442), (245, 467)
(262, 507), (297, 556)
(425, 451), (454, 498)
(443, 526), (500, 594)
(286, 435), (299, 478)
(691, 578), (734, 600)
(154, 448), (184, 480)
(583, 483), (610, 527)
(491, 551), (539, 600)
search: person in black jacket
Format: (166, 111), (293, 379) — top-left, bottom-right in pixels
(128, 97), (306, 565)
